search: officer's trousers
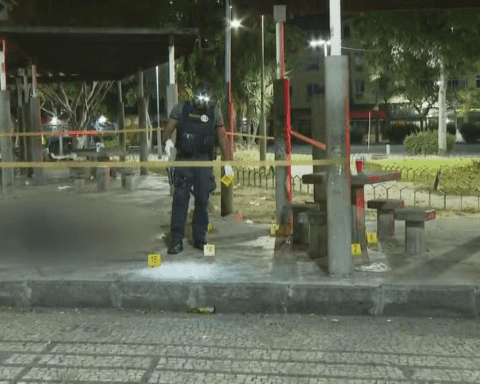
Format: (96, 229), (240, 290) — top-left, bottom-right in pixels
(170, 166), (216, 245)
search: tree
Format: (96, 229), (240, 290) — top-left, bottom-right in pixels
(39, 81), (113, 148)
(352, 10), (480, 154)
(457, 88), (480, 118)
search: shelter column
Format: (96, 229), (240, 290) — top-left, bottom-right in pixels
(222, 0), (234, 216)
(325, 0), (352, 277)
(165, 35), (178, 195)
(117, 81), (126, 162)
(29, 64), (43, 185)
(0, 40), (14, 196)
(138, 70), (148, 175)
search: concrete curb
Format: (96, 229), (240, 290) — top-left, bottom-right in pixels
(0, 281), (478, 319)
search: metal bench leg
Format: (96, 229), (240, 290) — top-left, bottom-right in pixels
(405, 220), (425, 256)
(378, 209), (395, 239)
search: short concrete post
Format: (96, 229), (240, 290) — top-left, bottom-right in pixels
(378, 211), (395, 239)
(75, 177), (85, 191)
(405, 221), (425, 256)
(293, 210), (309, 244)
(0, 91), (15, 197)
(97, 167), (110, 191)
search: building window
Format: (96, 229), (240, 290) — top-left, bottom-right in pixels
(448, 78), (459, 89)
(306, 51), (320, 71)
(354, 79), (365, 93)
(307, 83), (324, 99)
(354, 53), (363, 71)
(476, 75), (480, 88)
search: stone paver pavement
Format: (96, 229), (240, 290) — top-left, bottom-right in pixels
(1, 307), (479, 383)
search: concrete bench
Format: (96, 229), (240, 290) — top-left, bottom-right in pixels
(394, 208), (436, 256)
(284, 203), (322, 245)
(299, 210), (327, 258)
(367, 199), (405, 239)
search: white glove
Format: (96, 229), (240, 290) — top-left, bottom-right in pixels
(165, 139), (175, 157)
(224, 165), (234, 178)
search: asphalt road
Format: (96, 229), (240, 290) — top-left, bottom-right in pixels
(1, 308), (479, 383)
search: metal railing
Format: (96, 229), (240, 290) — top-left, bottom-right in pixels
(234, 163), (480, 212)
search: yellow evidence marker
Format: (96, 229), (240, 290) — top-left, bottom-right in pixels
(207, 223), (215, 234)
(148, 254), (161, 267)
(351, 243), (362, 257)
(204, 244), (216, 256)
(366, 232), (378, 246)
(270, 225), (279, 237)
(221, 175), (234, 187)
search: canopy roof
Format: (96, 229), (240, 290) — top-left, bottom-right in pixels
(234, 0), (480, 15)
(0, 26), (198, 83)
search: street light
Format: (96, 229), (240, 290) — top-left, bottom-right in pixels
(309, 39), (331, 57)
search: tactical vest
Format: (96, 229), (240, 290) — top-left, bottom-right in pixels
(176, 102), (216, 160)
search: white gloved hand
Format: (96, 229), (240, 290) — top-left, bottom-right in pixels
(224, 165), (234, 178)
(165, 139), (175, 157)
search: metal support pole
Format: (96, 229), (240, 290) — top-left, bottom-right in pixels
(273, 5), (291, 227)
(138, 70), (148, 175)
(30, 64), (43, 185)
(118, 81), (126, 162)
(0, 91), (14, 197)
(15, 76), (25, 162)
(221, 0), (234, 216)
(156, 65), (162, 158)
(259, 15), (267, 162)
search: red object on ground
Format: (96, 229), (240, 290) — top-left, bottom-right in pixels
(356, 160), (364, 173)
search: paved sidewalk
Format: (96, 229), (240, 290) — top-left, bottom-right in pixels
(1, 309), (479, 383)
(0, 169), (479, 318)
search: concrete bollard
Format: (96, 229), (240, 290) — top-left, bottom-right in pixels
(75, 176), (85, 192)
(96, 167), (110, 191)
(386, 144), (391, 156)
(124, 174), (134, 191)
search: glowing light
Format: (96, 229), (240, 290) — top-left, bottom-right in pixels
(98, 115), (107, 124)
(50, 117), (58, 125)
(231, 20), (241, 28)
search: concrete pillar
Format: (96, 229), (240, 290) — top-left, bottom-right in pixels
(138, 71), (148, 175)
(311, 95), (327, 209)
(0, 91), (15, 197)
(325, 55), (352, 277)
(310, 94), (328, 256)
(273, 79), (288, 225)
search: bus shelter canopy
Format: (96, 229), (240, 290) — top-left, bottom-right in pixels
(0, 26), (198, 83)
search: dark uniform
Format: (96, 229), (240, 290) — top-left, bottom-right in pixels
(169, 100), (224, 247)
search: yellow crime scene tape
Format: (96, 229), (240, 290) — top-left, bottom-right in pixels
(0, 158), (346, 169)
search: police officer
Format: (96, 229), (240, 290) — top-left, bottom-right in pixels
(163, 82), (234, 254)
